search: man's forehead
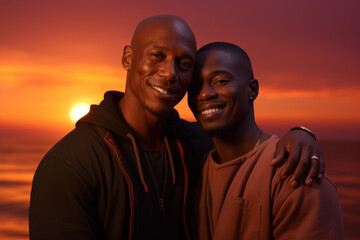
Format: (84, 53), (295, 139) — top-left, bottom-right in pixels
(198, 50), (234, 68)
(193, 50), (242, 79)
(136, 32), (195, 58)
(148, 29), (195, 48)
(132, 16), (196, 52)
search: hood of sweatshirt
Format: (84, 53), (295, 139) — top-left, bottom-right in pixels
(76, 90), (182, 145)
(76, 91), (185, 191)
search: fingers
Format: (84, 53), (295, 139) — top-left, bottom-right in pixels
(305, 158), (320, 185)
(304, 150), (323, 185)
(289, 150), (324, 188)
(308, 151), (325, 181)
(280, 145), (301, 182)
(271, 146), (286, 166)
(317, 152), (325, 180)
(289, 147), (311, 188)
(273, 130), (325, 188)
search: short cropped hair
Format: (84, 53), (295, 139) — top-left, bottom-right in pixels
(197, 42), (254, 79)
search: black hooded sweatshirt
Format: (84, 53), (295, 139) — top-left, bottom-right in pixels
(29, 91), (213, 240)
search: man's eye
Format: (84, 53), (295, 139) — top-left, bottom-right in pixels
(179, 60), (192, 70)
(151, 53), (165, 59)
(213, 79), (230, 85)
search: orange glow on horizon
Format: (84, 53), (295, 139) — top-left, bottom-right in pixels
(1, 62), (359, 134)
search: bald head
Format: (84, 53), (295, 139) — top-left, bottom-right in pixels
(131, 15), (197, 53)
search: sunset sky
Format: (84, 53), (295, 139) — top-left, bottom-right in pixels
(1, 0), (359, 140)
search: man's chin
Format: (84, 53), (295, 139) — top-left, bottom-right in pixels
(200, 124), (227, 137)
(145, 104), (174, 118)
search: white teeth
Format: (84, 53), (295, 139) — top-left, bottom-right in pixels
(201, 108), (222, 115)
(152, 86), (171, 95)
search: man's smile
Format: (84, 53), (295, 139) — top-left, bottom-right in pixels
(147, 82), (179, 99)
(151, 85), (172, 95)
(197, 102), (226, 118)
(201, 107), (223, 115)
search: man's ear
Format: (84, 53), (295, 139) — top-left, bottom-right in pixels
(248, 78), (259, 101)
(122, 45), (133, 71)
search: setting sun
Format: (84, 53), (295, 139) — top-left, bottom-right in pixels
(69, 103), (90, 123)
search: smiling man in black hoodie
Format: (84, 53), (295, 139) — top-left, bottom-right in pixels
(29, 15), (323, 240)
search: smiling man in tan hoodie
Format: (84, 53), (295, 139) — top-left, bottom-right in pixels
(189, 42), (343, 240)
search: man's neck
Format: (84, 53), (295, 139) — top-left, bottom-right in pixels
(119, 93), (169, 151)
(212, 114), (263, 164)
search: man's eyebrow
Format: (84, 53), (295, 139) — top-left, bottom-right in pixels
(210, 70), (233, 77)
(152, 45), (169, 51)
(182, 53), (195, 60)
(151, 45), (195, 60)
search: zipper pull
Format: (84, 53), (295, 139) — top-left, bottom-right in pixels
(159, 198), (164, 209)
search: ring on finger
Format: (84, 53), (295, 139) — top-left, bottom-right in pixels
(311, 155), (320, 161)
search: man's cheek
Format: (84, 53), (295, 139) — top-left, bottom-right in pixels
(183, 77), (193, 90)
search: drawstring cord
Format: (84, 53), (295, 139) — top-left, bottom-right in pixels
(127, 132), (177, 193)
(164, 136), (177, 184)
(127, 133), (149, 192)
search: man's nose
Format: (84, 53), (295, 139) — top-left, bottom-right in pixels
(198, 83), (217, 101)
(159, 58), (177, 82)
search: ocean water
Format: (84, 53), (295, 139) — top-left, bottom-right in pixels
(318, 140), (360, 240)
(0, 136), (359, 240)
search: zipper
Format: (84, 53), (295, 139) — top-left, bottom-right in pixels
(103, 131), (135, 240)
